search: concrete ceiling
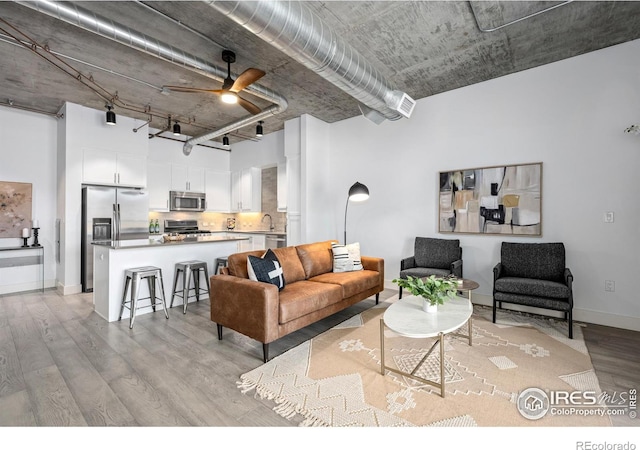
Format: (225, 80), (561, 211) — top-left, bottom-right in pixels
(1, 1), (640, 148)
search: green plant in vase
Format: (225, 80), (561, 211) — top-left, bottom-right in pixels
(392, 275), (458, 313)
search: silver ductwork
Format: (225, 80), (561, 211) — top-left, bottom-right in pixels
(16, 0), (288, 155)
(204, 1), (416, 122)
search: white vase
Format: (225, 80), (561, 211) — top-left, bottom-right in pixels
(422, 299), (438, 313)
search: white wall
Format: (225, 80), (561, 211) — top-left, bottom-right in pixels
(326, 39), (640, 331)
(230, 130), (284, 172)
(148, 133), (230, 169)
(0, 107), (57, 293)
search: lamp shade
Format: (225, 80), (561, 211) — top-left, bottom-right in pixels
(348, 182), (369, 202)
(172, 122), (181, 136)
(106, 108), (116, 125)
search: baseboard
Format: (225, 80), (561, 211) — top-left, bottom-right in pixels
(383, 284), (640, 333)
(0, 279), (56, 295)
(57, 282), (82, 296)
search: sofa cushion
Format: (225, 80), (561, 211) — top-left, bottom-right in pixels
(331, 242), (363, 272)
(295, 240), (337, 279)
(278, 280), (343, 324)
(248, 249), (285, 291)
(495, 277), (570, 299)
(272, 246), (306, 284)
(414, 237), (460, 269)
(309, 270), (380, 299)
(501, 242), (565, 281)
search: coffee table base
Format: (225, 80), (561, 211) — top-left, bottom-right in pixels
(379, 318), (473, 398)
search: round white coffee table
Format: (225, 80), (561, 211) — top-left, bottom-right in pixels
(380, 295), (473, 397)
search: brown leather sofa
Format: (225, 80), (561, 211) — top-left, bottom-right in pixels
(210, 240), (385, 362)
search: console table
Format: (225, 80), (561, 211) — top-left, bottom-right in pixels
(0, 246), (45, 293)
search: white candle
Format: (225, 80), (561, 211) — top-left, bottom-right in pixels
(33, 219), (39, 228)
(22, 228), (29, 238)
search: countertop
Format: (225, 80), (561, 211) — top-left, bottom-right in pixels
(212, 230), (287, 236)
(92, 235), (249, 250)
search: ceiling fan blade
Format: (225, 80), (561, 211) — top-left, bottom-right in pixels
(237, 95), (262, 115)
(230, 68), (266, 92)
(163, 85), (221, 94)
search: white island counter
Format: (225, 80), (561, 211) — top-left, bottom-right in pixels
(92, 235), (247, 322)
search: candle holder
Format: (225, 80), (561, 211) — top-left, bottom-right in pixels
(31, 227), (41, 247)
(22, 237), (29, 247)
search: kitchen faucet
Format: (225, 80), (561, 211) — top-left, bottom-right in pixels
(261, 213), (274, 231)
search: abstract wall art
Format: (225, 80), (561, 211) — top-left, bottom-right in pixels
(439, 162), (542, 236)
(0, 181), (33, 238)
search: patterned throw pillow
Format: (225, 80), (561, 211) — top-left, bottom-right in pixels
(247, 249), (286, 290)
(331, 242), (363, 273)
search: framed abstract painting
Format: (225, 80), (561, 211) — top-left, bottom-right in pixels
(0, 181), (33, 238)
(439, 162), (542, 236)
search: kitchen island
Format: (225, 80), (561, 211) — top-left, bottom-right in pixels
(92, 235), (248, 322)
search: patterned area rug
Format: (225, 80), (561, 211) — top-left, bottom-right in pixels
(238, 295), (611, 427)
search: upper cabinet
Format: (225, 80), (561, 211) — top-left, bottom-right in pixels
(82, 149), (146, 187)
(277, 162), (287, 212)
(170, 164), (205, 193)
(205, 170), (231, 212)
(231, 167), (261, 212)
(147, 161), (172, 211)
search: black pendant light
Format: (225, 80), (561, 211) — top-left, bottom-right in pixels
(256, 120), (264, 138)
(222, 134), (230, 148)
(105, 105), (116, 125)
(172, 121), (181, 136)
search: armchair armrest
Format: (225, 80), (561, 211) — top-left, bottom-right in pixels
(564, 268), (573, 286)
(450, 259), (463, 278)
(400, 256), (416, 271)
(209, 275), (280, 344)
(493, 262), (503, 281)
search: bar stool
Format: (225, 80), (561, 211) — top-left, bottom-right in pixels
(119, 266), (169, 329)
(214, 257), (228, 275)
(170, 260), (210, 314)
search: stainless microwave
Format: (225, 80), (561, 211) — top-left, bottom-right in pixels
(169, 191), (206, 212)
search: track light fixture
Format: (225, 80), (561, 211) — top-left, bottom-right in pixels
(256, 120), (264, 138)
(173, 121), (181, 136)
(105, 105), (116, 125)
(222, 134), (230, 148)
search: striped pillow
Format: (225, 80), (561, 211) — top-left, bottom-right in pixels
(331, 242), (363, 273)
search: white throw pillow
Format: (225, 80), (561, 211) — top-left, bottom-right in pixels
(331, 242), (363, 273)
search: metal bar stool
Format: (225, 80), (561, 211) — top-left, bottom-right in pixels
(170, 260), (210, 314)
(119, 266), (169, 329)
(214, 257), (228, 275)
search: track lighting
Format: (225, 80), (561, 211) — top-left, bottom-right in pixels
(105, 105), (116, 125)
(256, 120), (264, 138)
(173, 121), (181, 136)
(222, 135), (230, 148)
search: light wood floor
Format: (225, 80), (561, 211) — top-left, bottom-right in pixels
(0, 288), (638, 427)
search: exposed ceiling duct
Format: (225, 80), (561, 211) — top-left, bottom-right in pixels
(204, 0), (416, 123)
(15, 0), (288, 155)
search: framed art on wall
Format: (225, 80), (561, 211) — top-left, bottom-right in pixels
(0, 181), (33, 239)
(439, 162), (542, 236)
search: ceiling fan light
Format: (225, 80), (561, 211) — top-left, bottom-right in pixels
(173, 122), (181, 136)
(221, 92), (238, 104)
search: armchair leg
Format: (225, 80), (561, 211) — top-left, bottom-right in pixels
(492, 300), (497, 323)
(263, 343), (270, 363)
(217, 324), (223, 340)
(399, 286), (403, 299)
(375, 293), (379, 305)
(568, 310), (573, 339)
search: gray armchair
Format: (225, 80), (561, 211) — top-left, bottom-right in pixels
(493, 242), (574, 338)
(399, 237), (463, 299)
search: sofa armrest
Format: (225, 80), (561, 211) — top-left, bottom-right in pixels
(400, 256), (416, 271)
(209, 275), (280, 344)
(362, 256), (385, 290)
(451, 259), (463, 278)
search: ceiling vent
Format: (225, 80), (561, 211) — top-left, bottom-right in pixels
(393, 93), (417, 119)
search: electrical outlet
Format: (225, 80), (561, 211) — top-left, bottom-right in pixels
(605, 280), (615, 292)
(604, 212), (614, 223)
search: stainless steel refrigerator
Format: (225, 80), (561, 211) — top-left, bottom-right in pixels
(81, 186), (149, 292)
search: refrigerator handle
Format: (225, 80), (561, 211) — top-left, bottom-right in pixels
(112, 203), (118, 240)
(117, 203), (121, 240)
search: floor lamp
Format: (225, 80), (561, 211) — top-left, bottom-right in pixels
(344, 181), (369, 244)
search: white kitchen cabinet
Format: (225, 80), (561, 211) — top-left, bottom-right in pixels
(205, 170), (231, 212)
(171, 164), (205, 193)
(230, 167), (261, 212)
(83, 149), (146, 187)
(147, 161), (172, 210)
(277, 161), (287, 212)
(235, 233), (266, 252)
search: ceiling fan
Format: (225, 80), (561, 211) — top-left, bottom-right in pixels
(163, 50), (265, 115)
